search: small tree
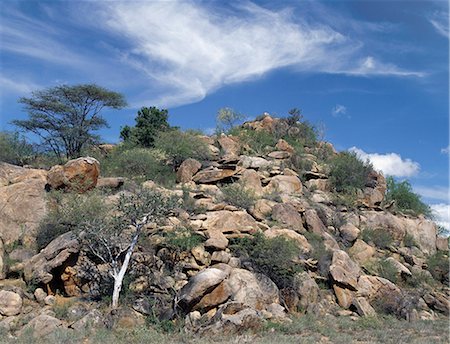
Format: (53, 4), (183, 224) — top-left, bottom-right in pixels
(13, 84), (126, 159)
(120, 106), (171, 147)
(216, 107), (246, 134)
(0, 131), (34, 165)
(80, 189), (178, 309)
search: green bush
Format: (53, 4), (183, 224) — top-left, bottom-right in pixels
(376, 259), (399, 284)
(100, 147), (176, 186)
(216, 107), (246, 134)
(37, 191), (109, 250)
(427, 251), (449, 284)
(120, 106), (171, 148)
(163, 228), (204, 252)
(154, 129), (211, 168)
(329, 151), (373, 193)
(361, 228), (394, 249)
(403, 233), (417, 248)
(303, 231), (332, 278)
(0, 131), (34, 165)
(229, 232), (301, 289)
(384, 177), (432, 218)
(229, 127), (277, 155)
(220, 182), (257, 210)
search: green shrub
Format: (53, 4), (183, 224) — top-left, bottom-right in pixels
(377, 259), (399, 284)
(427, 251), (449, 284)
(229, 232), (301, 289)
(384, 177), (432, 218)
(0, 131), (34, 165)
(220, 182), (257, 210)
(154, 129), (211, 168)
(361, 228), (394, 249)
(405, 269), (434, 287)
(303, 231), (332, 278)
(403, 233), (417, 248)
(215, 107), (246, 134)
(163, 228), (204, 252)
(120, 106), (171, 148)
(37, 191), (109, 250)
(101, 147), (176, 186)
(329, 151), (373, 193)
(229, 127), (277, 155)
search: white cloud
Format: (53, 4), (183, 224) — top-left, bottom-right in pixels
(430, 203), (450, 232)
(429, 11), (449, 38)
(441, 145), (450, 155)
(349, 147), (420, 177)
(94, 1), (425, 107)
(331, 104), (347, 117)
(414, 186), (449, 202)
(0, 76), (40, 95)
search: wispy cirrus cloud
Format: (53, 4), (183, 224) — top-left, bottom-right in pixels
(349, 147), (420, 177)
(428, 11), (449, 38)
(332, 104), (347, 117)
(92, 1), (425, 106)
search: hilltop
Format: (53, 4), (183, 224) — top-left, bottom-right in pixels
(0, 113), (448, 343)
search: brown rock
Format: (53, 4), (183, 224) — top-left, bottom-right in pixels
(47, 157), (100, 192)
(0, 239), (4, 280)
(249, 199), (276, 221)
(19, 314), (63, 338)
(353, 297), (376, 317)
(333, 285), (354, 309)
(436, 237), (449, 251)
(194, 281), (232, 311)
(239, 169), (263, 196)
(0, 290), (22, 316)
(272, 203), (304, 231)
(305, 179), (330, 192)
(356, 275), (401, 301)
(203, 210), (259, 237)
(227, 269), (279, 310)
(360, 171), (386, 208)
(24, 231), (80, 285)
(276, 139), (294, 153)
(177, 159), (202, 183)
(339, 223), (360, 242)
(265, 175), (302, 195)
(348, 240), (376, 265)
(96, 177), (124, 189)
(304, 209), (327, 234)
(293, 272), (320, 311)
(179, 268), (230, 309)
(268, 151), (291, 159)
(330, 250), (361, 290)
(238, 156), (271, 169)
(264, 228), (311, 253)
(0, 163), (48, 247)
(193, 168), (239, 184)
(218, 136), (241, 160)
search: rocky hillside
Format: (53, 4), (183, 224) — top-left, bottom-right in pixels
(0, 114), (448, 340)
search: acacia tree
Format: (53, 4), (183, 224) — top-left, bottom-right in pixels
(13, 84), (126, 159)
(80, 188), (177, 309)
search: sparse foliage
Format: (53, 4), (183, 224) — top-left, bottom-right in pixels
(361, 227), (394, 249)
(0, 131), (35, 165)
(384, 176), (432, 218)
(13, 84), (126, 159)
(329, 151), (373, 193)
(80, 189), (178, 308)
(216, 107), (246, 134)
(220, 182), (257, 210)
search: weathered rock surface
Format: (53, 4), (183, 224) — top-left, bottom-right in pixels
(193, 167), (239, 184)
(264, 228), (311, 253)
(47, 157), (100, 192)
(218, 136), (241, 160)
(24, 231), (80, 285)
(20, 314), (63, 338)
(348, 240), (376, 265)
(330, 250), (361, 290)
(265, 175), (302, 195)
(271, 203), (304, 231)
(177, 159), (202, 183)
(0, 290), (22, 316)
(0, 163), (48, 247)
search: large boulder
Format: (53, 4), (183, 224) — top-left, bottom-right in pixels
(329, 250), (361, 290)
(264, 228), (311, 253)
(361, 211), (436, 254)
(271, 203), (304, 231)
(239, 170), (263, 196)
(293, 272), (320, 311)
(19, 314), (63, 338)
(0, 290), (22, 316)
(304, 209), (327, 234)
(193, 167), (240, 184)
(265, 175), (302, 195)
(179, 268), (230, 310)
(218, 136), (240, 160)
(177, 159), (202, 183)
(24, 231), (80, 285)
(46, 157), (100, 192)
(359, 171), (386, 208)
(227, 269), (279, 309)
(348, 239), (376, 265)
(202, 210), (259, 239)
(0, 163), (48, 247)
(238, 156), (271, 170)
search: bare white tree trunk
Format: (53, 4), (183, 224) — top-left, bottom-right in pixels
(111, 225), (142, 309)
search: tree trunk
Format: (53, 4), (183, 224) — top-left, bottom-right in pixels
(111, 228), (141, 309)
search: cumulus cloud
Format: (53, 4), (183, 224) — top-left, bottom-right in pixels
(430, 203), (450, 232)
(441, 145), (450, 155)
(349, 147), (420, 177)
(94, 1), (424, 107)
(331, 104), (347, 117)
(414, 186), (449, 202)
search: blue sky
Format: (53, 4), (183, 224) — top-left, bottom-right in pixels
(0, 0), (448, 228)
